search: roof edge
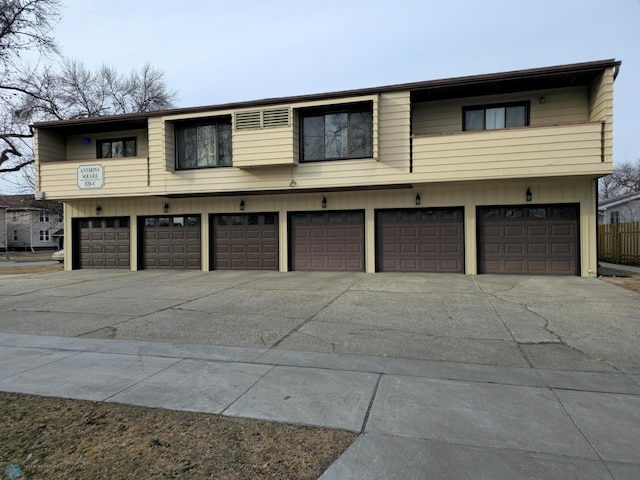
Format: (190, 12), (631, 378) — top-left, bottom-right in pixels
(33, 58), (621, 129)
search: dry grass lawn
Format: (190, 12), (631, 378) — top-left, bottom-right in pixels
(0, 393), (356, 479)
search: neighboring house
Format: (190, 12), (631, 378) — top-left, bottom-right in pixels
(0, 195), (64, 251)
(33, 59), (619, 276)
(598, 192), (640, 224)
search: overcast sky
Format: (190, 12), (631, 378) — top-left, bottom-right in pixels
(2, 0), (639, 193)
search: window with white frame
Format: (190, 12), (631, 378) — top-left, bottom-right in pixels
(39, 230), (50, 242)
(39, 212), (50, 222)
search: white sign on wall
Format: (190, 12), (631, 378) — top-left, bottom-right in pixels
(77, 164), (104, 189)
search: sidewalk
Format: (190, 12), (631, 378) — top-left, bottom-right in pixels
(1, 332), (638, 479)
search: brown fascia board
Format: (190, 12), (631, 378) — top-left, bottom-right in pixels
(33, 59), (621, 130)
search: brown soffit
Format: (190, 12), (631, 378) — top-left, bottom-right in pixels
(33, 58), (621, 131)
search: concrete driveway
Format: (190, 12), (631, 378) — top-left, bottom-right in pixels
(1, 270), (639, 479)
(0, 270), (638, 373)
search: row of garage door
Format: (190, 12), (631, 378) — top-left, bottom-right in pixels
(72, 205), (579, 275)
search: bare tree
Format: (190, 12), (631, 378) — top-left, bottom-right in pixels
(1, 0), (61, 175)
(599, 159), (640, 199)
(1, 0), (177, 178)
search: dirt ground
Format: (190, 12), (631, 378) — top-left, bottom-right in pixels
(0, 392), (356, 480)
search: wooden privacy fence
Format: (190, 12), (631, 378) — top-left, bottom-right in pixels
(598, 221), (640, 265)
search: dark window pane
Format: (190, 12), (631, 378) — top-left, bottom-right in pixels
(348, 111), (373, 158)
(483, 209), (500, 219)
(105, 219), (116, 228)
(421, 211), (437, 220)
(217, 216), (228, 226)
(101, 143), (112, 158)
(505, 208), (523, 219)
(248, 215), (259, 225)
(145, 218), (156, 227)
(293, 214), (306, 224)
(346, 213), (362, 222)
(402, 212), (417, 221)
(218, 123), (232, 166)
(325, 113), (348, 158)
(264, 215), (275, 225)
(382, 212), (397, 221)
(197, 124), (216, 167)
(232, 216), (243, 225)
(80, 220), (90, 228)
(442, 209), (460, 220)
(465, 110), (484, 131)
(528, 208), (546, 218)
(303, 116), (324, 161)
(329, 213), (343, 222)
(119, 218), (129, 228)
(187, 216), (199, 226)
(311, 215), (325, 223)
(177, 126), (196, 169)
(506, 106), (526, 128)
(159, 217), (170, 227)
(125, 139), (136, 156)
(553, 207), (575, 219)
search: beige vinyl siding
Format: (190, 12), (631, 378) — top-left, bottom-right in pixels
(412, 86), (589, 135)
(65, 129), (148, 161)
(35, 129), (66, 163)
(378, 91), (409, 165)
(62, 176), (599, 277)
(589, 68), (615, 163)
(412, 122), (609, 181)
(233, 126), (295, 167)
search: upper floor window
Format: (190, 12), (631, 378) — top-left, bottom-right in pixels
(175, 117), (232, 169)
(300, 102), (373, 162)
(39, 212), (50, 222)
(12, 212), (18, 221)
(463, 102), (529, 131)
(610, 211), (620, 224)
(97, 138), (137, 158)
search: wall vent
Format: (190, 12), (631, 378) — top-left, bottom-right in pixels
(235, 108), (290, 130)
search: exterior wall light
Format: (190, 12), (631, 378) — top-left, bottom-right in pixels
(415, 193), (421, 206)
(95, 204), (102, 215)
(239, 199), (245, 211)
(321, 196), (327, 209)
(163, 202), (169, 213)
(526, 188), (532, 202)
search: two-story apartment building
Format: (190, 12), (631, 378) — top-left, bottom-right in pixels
(33, 59), (619, 276)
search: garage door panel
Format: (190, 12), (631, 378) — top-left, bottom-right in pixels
(76, 218), (130, 269)
(212, 214), (278, 270)
(377, 208), (464, 273)
(478, 205), (578, 275)
(142, 215), (201, 270)
(291, 212), (364, 272)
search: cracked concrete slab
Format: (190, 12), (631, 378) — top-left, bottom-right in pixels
(86, 308), (306, 348)
(320, 435), (615, 480)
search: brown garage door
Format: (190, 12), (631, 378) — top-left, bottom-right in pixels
(376, 208), (464, 273)
(211, 213), (278, 270)
(290, 211), (364, 271)
(141, 215), (201, 269)
(75, 217), (130, 269)
(477, 205), (578, 275)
